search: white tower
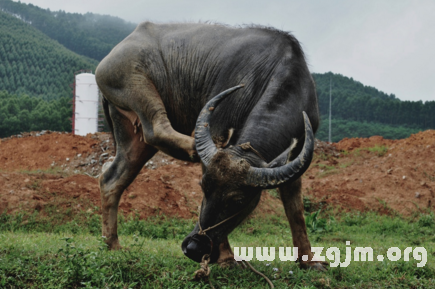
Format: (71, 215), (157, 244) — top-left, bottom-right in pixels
(73, 73), (99, 136)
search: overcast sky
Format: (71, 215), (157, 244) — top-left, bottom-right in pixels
(17, 0), (435, 102)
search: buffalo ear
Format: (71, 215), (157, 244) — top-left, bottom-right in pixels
(195, 85), (244, 167)
(222, 128), (234, 148)
(244, 112), (314, 189)
(267, 138), (298, 168)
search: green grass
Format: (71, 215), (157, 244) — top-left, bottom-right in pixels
(348, 145), (389, 158)
(0, 167), (69, 176)
(0, 210), (434, 288)
(315, 163), (339, 178)
(366, 145), (389, 157)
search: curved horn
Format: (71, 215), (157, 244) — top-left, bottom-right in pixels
(195, 85), (244, 166)
(244, 112), (315, 189)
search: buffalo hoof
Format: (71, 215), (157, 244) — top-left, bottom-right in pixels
(217, 257), (238, 269)
(105, 237), (122, 250)
(300, 261), (329, 272)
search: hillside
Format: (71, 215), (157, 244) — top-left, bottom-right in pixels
(313, 73), (435, 142)
(0, 0), (433, 141)
(0, 10), (98, 100)
(0, 91), (71, 138)
(0, 0), (136, 61)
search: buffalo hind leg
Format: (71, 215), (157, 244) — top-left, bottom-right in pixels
(278, 178), (328, 271)
(100, 103), (157, 250)
(98, 73), (198, 162)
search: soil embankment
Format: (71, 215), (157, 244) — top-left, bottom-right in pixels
(1, 130), (434, 218)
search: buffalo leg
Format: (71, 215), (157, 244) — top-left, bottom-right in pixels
(278, 178), (328, 270)
(97, 72), (197, 162)
(217, 237), (236, 267)
(99, 103), (157, 250)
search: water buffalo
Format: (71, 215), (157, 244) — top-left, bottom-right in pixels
(95, 22), (326, 271)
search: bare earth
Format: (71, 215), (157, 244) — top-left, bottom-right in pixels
(1, 130), (434, 219)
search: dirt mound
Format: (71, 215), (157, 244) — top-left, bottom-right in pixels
(1, 130), (434, 218)
(389, 130), (435, 152)
(0, 131), (114, 175)
(333, 135), (396, 151)
(305, 130), (435, 215)
(333, 130), (435, 152)
(0, 131), (282, 219)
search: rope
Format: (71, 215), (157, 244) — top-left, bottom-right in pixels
(244, 261), (275, 289)
(194, 254), (211, 279)
(198, 210), (241, 235)
(193, 254), (215, 289)
(193, 209), (274, 288)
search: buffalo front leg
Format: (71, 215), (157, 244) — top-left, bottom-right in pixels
(278, 178), (328, 271)
(217, 237), (236, 268)
(99, 103), (157, 250)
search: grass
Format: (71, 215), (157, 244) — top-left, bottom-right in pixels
(366, 145), (389, 157)
(424, 171), (435, 182)
(340, 145), (388, 158)
(0, 208), (434, 288)
(17, 166), (69, 176)
(315, 163), (339, 178)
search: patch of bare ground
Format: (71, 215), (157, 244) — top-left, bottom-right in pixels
(0, 131), (282, 219)
(304, 130), (435, 215)
(1, 130), (434, 220)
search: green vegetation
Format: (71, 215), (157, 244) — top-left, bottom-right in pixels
(0, 10), (97, 100)
(0, 0), (434, 141)
(0, 91), (72, 137)
(314, 73), (435, 142)
(0, 207), (434, 288)
(0, 0), (136, 61)
(316, 117), (423, 143)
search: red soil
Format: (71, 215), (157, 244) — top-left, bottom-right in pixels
(1, 130), (434, 219)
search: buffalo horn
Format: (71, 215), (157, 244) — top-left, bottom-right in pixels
(195, 85), (244, 166)
(244, 112), (314, 189)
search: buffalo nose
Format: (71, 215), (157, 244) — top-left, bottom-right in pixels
(182, 235), (212, 263)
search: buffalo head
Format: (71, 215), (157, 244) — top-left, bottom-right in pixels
(182, 85), (314, 263)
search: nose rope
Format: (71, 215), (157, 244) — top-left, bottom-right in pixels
(194, 209), (241, 287)
(197, 209), (241, 235)
(193, 208), (274, 289)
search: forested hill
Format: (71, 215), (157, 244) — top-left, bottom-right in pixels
(314, 73), (435, 129)
(0, 10), (97, 100)
(0, 0), (433, 140)
(0, 0), (136, 61)
(313, 73), (435, 141)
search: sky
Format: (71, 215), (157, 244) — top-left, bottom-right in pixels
(17, 0), (435, 102)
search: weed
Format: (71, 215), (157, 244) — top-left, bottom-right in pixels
(352, 145), (389, 157)
(423, 171), (435, 182)
(303, 196), (313, 212)
(418, 212), (435, 228)
(27, 179), (41, 190)
(367, 145), (388, 157)
(314, 152), (329, 161)
(305, 210), (328, 233)
(267, 189), (280, 199)
(303, 195), (327, 213)
(342, 211), (367, 226)
(316, 163), (335, 171)
(339, 161), (354, 169)
(19, 166), (68, 176)
(315, 163), (339, 178)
